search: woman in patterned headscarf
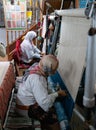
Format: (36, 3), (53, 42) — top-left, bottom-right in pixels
(16, 54), (66, 129)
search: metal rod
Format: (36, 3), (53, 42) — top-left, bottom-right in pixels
(73, 108), (95, 130)
(83, 28), (96, 107)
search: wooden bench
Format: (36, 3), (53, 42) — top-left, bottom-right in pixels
(0, 62), (15, 130)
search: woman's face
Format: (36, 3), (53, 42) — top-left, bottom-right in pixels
(32, 37), (36, 45)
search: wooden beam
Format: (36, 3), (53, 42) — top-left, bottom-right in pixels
(75, 0), (79, 8)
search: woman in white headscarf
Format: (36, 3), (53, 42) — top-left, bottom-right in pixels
(20, 31), (42, 64)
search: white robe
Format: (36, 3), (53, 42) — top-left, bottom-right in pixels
(16, 74), (58, 116)
(20, 31), (41, 63)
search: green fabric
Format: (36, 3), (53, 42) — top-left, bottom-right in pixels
(37, 36), (42, 41)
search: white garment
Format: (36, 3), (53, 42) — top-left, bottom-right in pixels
(16, 74), (58, 112)
(42, 15), (46, 38)
(20, 31), (41, 63)
(42, 39), (46, 54)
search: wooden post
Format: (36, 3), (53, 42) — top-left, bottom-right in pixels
(75, 0), (79, 8)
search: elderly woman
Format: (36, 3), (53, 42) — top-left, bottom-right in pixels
(20, 31), (42, 64)
(16, 54), (66, 130)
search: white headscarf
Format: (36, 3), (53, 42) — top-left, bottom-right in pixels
(21, 31), (37, 49)
(24, 31), (37, 42)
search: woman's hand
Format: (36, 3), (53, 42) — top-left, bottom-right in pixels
(40, 52), (45, 57)
(57, 89), (67, 97)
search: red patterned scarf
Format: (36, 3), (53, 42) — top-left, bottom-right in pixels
(30, 65), (46, 77)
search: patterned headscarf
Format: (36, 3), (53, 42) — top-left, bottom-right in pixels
(22, 55), (59, 81)
(39, 54), (59, 75)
